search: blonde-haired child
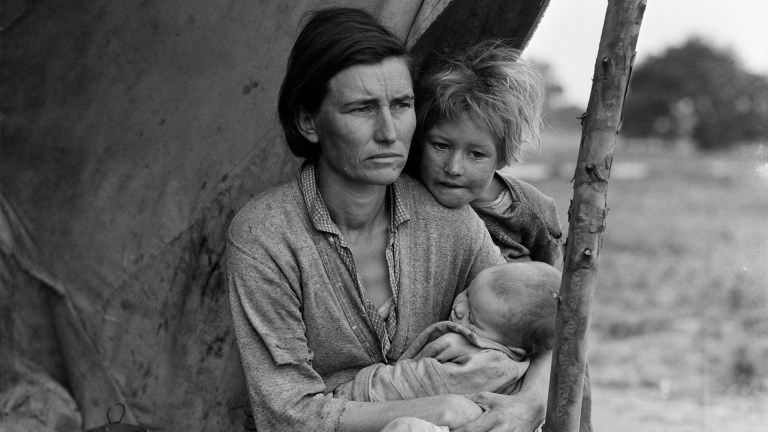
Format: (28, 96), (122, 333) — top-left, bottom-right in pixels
(411, 40), (562, 265)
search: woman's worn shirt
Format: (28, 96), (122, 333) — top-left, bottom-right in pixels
(227, 164), (504, 432)
(471, 172), (563, 265)
(334, 320), (529, 401)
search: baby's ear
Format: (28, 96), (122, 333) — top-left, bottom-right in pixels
(296, 107), (320, 143)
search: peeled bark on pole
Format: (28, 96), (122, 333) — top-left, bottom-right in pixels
(544, 1), (646, 431)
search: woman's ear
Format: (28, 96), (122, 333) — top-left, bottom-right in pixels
(296, 107), (320, 143)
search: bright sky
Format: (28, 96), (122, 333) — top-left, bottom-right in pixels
(525, 0), (768, 106)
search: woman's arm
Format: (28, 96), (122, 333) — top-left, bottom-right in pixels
(335, 331), (528, 402)
(228, 234), (484, 431)
(228, 241), (346, 431)
(453, 350), (552, 432)
(339, 395), (482, 432)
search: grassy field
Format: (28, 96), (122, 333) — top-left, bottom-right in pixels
(509, 129), (768, 431)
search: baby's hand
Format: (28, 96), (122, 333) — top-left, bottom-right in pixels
(413, 332), (480, 362)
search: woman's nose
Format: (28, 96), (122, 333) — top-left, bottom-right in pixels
(444, 153), (463, 176)
(374, 109), (397, 144)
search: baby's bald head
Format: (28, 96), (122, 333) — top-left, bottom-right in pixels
(471, 262), (560, 354)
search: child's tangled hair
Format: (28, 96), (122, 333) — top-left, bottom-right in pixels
(415, 39), (546, 167)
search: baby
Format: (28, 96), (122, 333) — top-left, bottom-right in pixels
(334, 261), (560, 402)
(450, 261), (559, 357)
(409, 40), (563, 265)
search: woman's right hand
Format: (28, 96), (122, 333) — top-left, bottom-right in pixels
(437, 394), (484, 428)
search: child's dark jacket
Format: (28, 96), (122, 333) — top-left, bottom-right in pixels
(471, 171), (562, 265)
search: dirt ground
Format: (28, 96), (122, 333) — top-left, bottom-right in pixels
(592, 386), (768, 431)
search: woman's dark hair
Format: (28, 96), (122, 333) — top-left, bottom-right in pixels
(278, 7), (412, 160)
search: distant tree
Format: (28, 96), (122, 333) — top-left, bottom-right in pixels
(534, 61), (584, 130)
(534, 62), (565, 109)
(622, 38), (768, 150)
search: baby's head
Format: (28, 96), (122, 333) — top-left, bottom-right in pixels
(450, 262), (560, 355)
(412, 40), (545, 208)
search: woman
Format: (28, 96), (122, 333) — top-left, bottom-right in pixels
(227, 8), (551, 431)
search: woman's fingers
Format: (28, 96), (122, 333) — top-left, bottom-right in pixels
(452, 409), (533, 432)
(452, 392), (542, 432)
(452, 409), (506, 432)
(439, 395), (484, 429)
(467, 391), (505, 407)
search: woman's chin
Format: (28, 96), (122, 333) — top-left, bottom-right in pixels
(357, 161), (405, 184)
(361, 169), (404, 186)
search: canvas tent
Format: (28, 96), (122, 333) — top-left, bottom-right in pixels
(0, 0), (549, 429)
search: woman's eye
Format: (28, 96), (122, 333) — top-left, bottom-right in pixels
(431, 142), (450, 151)
(392, 101), (413, 111)
(469, 151), (486, 159)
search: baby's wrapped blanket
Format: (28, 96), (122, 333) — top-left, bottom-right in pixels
(334, 321), (529, 401)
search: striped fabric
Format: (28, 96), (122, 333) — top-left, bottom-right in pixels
(299, 163), (409, 359)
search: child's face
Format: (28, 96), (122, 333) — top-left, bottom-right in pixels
(450, 270), (508, 344)
(419, 115), (499, 208)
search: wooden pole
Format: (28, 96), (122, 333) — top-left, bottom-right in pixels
(544, 1), (646, 431)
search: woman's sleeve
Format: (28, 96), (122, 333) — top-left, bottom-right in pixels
(226, 238), (346, 432)
(334, 347), (527, 402)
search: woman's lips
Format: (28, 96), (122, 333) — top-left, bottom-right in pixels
(438, 181), (464, 188)
(368, 153), (403, 163)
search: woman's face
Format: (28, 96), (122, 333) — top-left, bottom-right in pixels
(419, 114), (499, 208)
(304, 57), (415, 187)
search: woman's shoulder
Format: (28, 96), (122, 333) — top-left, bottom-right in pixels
(228, 176), (304, 245)
(397, 174), (478, 220)
(396, 175), (492, 248)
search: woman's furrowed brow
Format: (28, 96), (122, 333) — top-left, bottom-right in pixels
(341, 97), (377, 108)
(340, 93), (413, 108)
(394, 88), (414, 99)
(392, 93), (415, 103)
